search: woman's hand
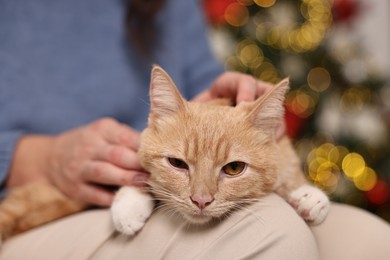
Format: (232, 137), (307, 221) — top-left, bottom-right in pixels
(193, 71), (286, 140)
(193, 71), (274, 103)
(7, 118), (148, 206)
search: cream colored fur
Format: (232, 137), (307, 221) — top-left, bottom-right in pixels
(111, 186), (154, 235)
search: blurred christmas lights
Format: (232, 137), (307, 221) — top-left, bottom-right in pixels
(224, 2), (249, 26)
(204, 0), (390, 221)
(305, 143), (380, 195)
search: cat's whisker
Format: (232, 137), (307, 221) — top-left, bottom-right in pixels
(152, 195), (188, 218)
(155, 205), (177, 218)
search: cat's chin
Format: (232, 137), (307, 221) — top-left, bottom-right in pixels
(182, 213), (213, 225)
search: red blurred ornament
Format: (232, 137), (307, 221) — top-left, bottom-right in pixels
(284, 107), (306, 139)
(366, 180), (390, 206)
(332, 0), (361, 24)
(202, 0), (236, 25)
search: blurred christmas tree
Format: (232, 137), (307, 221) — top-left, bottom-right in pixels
(203, 0), (390, 222)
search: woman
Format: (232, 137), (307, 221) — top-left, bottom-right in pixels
(1, 0), (389, 259)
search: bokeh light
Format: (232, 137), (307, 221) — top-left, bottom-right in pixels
(307, 67), (331, 92)
(305, 143), (379, 195)
(254, 0), (332, 52)
(225, 3), (249, 27)
(342, 152), (366, 178)
(237, 40), (264, 68)
(305, 143), (343, 192)
(354, 167), (377, 191)
(254, 0), (276, 8)
(340, 86), (372, 111)
(366, 180), (390, 205)
(285, 88), (318, 118)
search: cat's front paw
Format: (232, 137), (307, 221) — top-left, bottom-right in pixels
(289, 185), (329, 225)
(111, 186), (154, 235)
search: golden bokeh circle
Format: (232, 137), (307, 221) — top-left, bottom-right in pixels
(307, 67), (331, 92)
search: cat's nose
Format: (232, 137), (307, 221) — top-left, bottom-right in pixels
(190, 194), (214, 210)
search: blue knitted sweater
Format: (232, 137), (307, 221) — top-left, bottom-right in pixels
(0, 0), (222, 194)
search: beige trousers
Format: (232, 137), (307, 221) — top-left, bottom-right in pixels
(1, 193), (390, 260)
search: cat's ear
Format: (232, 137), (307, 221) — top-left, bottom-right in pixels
(247, 78), (289, 134)
(149, 65), (186, 125)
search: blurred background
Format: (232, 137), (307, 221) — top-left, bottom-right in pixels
(201, 0), (390, 222)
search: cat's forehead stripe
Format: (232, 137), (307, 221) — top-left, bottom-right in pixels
(183, 128), (231, 166)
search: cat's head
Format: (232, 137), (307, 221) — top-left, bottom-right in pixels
(139, 65), (289, 224)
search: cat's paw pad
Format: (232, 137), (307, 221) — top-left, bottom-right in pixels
(111, 186), (154, 235)
(289, 185), (329, 225)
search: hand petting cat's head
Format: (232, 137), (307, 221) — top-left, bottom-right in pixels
(139, 65), (289, 224)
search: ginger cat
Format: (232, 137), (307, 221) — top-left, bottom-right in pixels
(0, 65), (329, 241)
(0, 182), (86, 242)
(110, 65), (329, 235)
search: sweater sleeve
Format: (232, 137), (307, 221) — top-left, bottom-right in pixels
(0, 131), (23, 197)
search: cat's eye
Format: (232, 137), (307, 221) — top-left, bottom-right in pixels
(167, 157), (189, 170)
(222, 161), (246, 176)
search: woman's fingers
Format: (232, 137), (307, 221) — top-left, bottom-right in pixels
(235, 76), (257, 103)
(96, 144), (142, 170)
(192, 90), (213, 102)
(255, 80), (274, 98)
(193, 72), (275, 104)
(89, 118), (141, 150)
(83, 161), (149, 187)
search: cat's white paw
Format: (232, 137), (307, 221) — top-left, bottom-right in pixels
(289, 185), (329, 225)
(111, 186), (154, 235)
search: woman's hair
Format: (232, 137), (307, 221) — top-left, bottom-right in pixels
(126, 0), (166, 56)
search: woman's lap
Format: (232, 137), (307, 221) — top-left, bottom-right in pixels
(92, 193), (318, 260)
(1, 193), (389, 260)
(312, 203), (390, 260)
